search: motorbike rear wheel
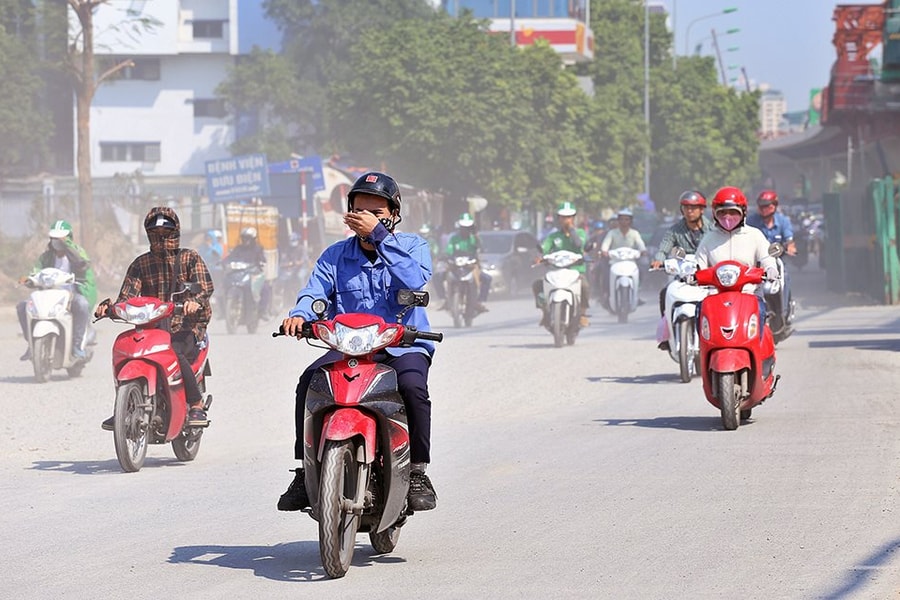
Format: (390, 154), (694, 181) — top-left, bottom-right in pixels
(319, 439), (362, 578)
(172, 429), (202, 462)
(225, 288), (242, 334)
(31, 335), (53, 383)
(678, 319), (693, 383)
(616, 287), (629, 324)
(369, 523), (402, 555)
(113, 381), (149, 472)
(550, 301), (565, 347)
(716, 372), (741, 431)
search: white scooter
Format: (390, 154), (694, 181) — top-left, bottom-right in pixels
(538, 250), (585, 347)
(607, 247), (642, 323)
(23, 267), (90, 382)
(762, 252), (795, 344)
(660, 252), (709, 383)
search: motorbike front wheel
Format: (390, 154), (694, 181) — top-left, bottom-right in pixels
(678, 319), (694, 383)
(550, 301), (565, 347)
(449, 287), (463, 329)
(245, 290), (259, 334)
(319, 439), (362, 578)
(716, 372), (741, 431)
(113, 381), (149, 472)
(616, 287), (629, 324)
(225, 288), (242, 334)
(31, 335), (54, 383)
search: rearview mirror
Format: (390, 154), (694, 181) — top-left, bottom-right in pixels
(768, 242), (784, 257)
(397, 289), (429, 307)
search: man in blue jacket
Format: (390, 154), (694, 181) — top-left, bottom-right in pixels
(277, 171), (438, 512)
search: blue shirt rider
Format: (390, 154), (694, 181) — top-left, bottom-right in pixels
(277, 171), (439, 514)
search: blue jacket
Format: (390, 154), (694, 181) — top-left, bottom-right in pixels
(289, 224), (435, 357)
(746, 212), (794, 245)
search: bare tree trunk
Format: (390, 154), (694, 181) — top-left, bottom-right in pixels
(72, 1), (99, 251)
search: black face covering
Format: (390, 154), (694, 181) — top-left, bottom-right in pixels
(147, 229), (179, 256)
(379, 217), (397, 232)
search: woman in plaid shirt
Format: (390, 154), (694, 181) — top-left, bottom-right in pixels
(96, 206), (215, 429)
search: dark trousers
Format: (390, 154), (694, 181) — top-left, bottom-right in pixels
(170, 330), (203, 406)
(294, 350), (432, 464)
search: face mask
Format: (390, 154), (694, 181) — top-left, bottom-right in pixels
(50, 239), (66, 251)
(758, 205), (776, 217)
(379, 217), (396, 232)
(717, 213), (742, 231)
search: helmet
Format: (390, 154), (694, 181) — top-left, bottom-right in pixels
(347, 171), (402, 212)
(617, 208), (633, 219)
(48, 219), (73, 239)
(418, 224), (431, 235)
(457, 213), (475, 228)
(240, 227), (258, 243)
(592, 220), (606, 231)
(757, 189), (779, 207)
(289, 231), (301, 247)
(556, 201), (577, 217)
(207, 228), (223, 240)
(679, 190), (707, 207)
(144, 206), (180, 233)
(711, 186), (748, 215)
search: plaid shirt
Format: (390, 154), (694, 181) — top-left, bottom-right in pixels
(116, 248), (214, 340)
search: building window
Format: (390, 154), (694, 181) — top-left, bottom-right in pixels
(100, 57), (161, 81)
(193, 98), (227, 119)
(192, 20), (224, 39)
(100, 142), (161, 162)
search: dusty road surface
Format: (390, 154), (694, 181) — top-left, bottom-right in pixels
(1, 263), (898, 599)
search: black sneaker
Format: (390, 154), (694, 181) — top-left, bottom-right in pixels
(408, 471), (437, 511)
(657, 341), (670, 352)
(187, 407), (209, 427)
(101, 416), (114, 431)
(19, 348), (31, 361)
(278, 468), (310, 511)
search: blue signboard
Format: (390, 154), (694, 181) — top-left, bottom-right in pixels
(268, 155), (326, 192)
(205, 153), (271, 203)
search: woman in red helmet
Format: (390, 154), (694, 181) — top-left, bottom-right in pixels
(695, 186), (778, 282)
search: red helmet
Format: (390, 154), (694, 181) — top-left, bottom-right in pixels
(757, 189), (778, 206)
(711, 186), (748, 215)
(679, 190), (707, 207)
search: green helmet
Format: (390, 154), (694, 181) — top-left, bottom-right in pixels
(457, 213), (475, 228)
(556, 202), (577, 217)
(48, 219), (73, 239)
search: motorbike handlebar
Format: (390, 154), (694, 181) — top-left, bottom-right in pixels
(416, 330), (443, 342)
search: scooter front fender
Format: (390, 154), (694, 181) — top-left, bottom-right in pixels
(116, 359), (158, 394)
(708, 347), (752, 374)
(318, 408), (376, 464)
(548, 289), (575, 305)
(31, 320), (61, 339)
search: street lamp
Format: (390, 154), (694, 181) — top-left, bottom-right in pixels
(684, 7), (737, 56)
(693, 28), (740, 56)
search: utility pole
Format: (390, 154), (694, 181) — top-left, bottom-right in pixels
(644, 0), (651, 199)
(711, 28), (727, 85)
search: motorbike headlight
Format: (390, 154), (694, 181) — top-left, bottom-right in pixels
(314, 322), (400, 356)
(715, 264), (741, 288)
(115, 302), (171, 325)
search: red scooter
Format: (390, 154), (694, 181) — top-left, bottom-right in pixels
(98, 290), (212, 472)
(695, 259), (780, 430)
(275, 290), (442, 579)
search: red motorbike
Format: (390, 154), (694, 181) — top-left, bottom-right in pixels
(275, 290), (442, 579)
(98, 291), (212, 472)
(695, 260), (780, 430)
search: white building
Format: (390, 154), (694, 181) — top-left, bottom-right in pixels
(759, 88), (788, 138)
(82, 0), (278, 177)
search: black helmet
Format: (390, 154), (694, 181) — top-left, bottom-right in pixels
(347, 172), (402, 213)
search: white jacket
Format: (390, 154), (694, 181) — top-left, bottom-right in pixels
(695, 224), (777, 292)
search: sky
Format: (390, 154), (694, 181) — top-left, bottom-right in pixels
(662, 0), (885, 112)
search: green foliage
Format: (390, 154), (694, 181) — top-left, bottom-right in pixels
(0, 24), (50, 177)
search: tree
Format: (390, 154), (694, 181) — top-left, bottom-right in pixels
(63, 0), (156, 249)
(0, 4), (51, 178)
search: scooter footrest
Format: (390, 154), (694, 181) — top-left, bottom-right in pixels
(203, 394), (213, 410)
